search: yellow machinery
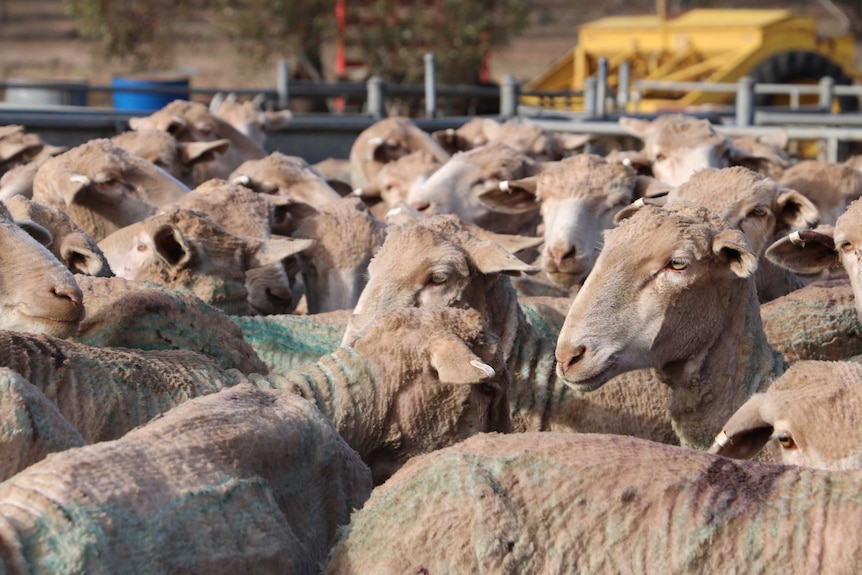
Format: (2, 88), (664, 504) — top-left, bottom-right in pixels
(523, 7), (859, 113)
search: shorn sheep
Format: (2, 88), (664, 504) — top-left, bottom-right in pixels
(0, 384), (372, 575)
(324, 431), (862, 574)
(556, 202), (784, 449)
(711, 360), (862, 470)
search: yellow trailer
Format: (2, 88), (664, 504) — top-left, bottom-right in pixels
(524, 8), (859, 113)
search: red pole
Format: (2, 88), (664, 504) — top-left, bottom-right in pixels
(335, 0), (347, 111)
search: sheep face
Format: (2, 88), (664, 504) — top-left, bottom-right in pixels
(32, 139), (190, 242)
(0, 203), (84, 337)
(711, 360), (862, 470)
(344, 215), (537, 345)
(351, 307), (510, 484)
(556, 203), (757, 391)
(620, 114), (731, 186)
(406, 143), (540, 236)
(229, 152), (342, 208)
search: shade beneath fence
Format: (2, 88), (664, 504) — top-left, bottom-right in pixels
(111, 75), (190, 112)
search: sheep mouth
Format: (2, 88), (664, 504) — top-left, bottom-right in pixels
(556, 361), (615, 392)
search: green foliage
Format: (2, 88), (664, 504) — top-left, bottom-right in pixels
(65, 0), (193, 71)
(64, 0), (530, 83)
(349, 0), (531, 85)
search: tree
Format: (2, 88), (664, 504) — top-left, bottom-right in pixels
(346, 0), (530, 85)
(66, 0), (530, 86)
(65, 0), (193, 71)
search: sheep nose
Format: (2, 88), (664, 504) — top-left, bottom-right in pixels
(52, 284), (83, 307)
(549, 245), (576, 268)
(556, 344), (586, 374)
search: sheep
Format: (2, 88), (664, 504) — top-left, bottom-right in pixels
(324, 431), (862, 574)
(778, 159), (862, 226)
(209, 92), (294, 149)
(0, 304), (507, 483)
(0, 329), (247, 446)
(3, 196), (112, 277)
(260, 306), (510, 484)
(660, 166), (819, 302)
(556, 202), (785, 449)
(111, 207), (313, 315)
(348, 116), (450, 189)
(0, 125), (63, 177)
(766, 197), (862, 321)
(478, 153), (638, 288)
(710, 360), (862, 469)
(69, 274), (269, 375)
(0, 367), (85, 480)
(343, 215), (677, 443)
(160, 178), (302, 314)
(0, 384), (371, 574)
(432, 117), (591, 160)
(230, 310), (353, 372)
(311, 157), (354, 195)
(291, 196), (389, 314)
(0, 201), (84, 338)
(128, 99), (267, 185)
(31, 138), (190, 242)
(229, 152), (343, 208)
(730, 131), (791, 179)
(406, 142), (543, 236)
(112, 129), (229, 185)
(760, 277), (862, 362)
(351, 149), (444, 214)
(618, 114), (733, 185)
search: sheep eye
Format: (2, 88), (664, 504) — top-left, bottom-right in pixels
(136, 243), (147, 252)
(429, 271), (448, 284)
(777, 433), (796, 449)
(667, 259), (689, 271)
(481, 381), (498, 395)
(841, 241), (854, 253)
(654, 153), (667, 162)
(748, 206), (768, 218)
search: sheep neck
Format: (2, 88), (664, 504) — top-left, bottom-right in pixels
(662, 279), (786, 450)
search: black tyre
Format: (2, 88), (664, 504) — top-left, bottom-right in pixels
(748, 50), (859, 112)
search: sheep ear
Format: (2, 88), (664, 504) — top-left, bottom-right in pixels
(56, 172), (91, 206)
(713, 228), (758, 278)
(14, 218), (53, 247)
(775, 189), (820, 229)
(465, 225), (543, 254)
(0, 140), (39, 163)
(619, 116), (654, 139)
(60, 236), (108, 276)
(353, 180), (381, 200)
(429, 339), (495, 385)
(153, 224), (192, 268)
(464, 238), (540, 276)
(268, 199), (319, 236)
(613, 196), (667, 225)
(634, 175), (672, 199)
(760, 130), (789, 149)
(555, 133), (593, 153)
(709, 394), (773, 460)
(179, 139), (230, 165)
(765, 227), (837, 275)
(246, 237), (315, 269)
(476, 176), (540, 214)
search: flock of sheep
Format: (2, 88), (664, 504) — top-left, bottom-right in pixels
(0, 94), (860, 572)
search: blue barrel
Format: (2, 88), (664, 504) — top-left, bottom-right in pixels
(111, 75), (190, 112)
